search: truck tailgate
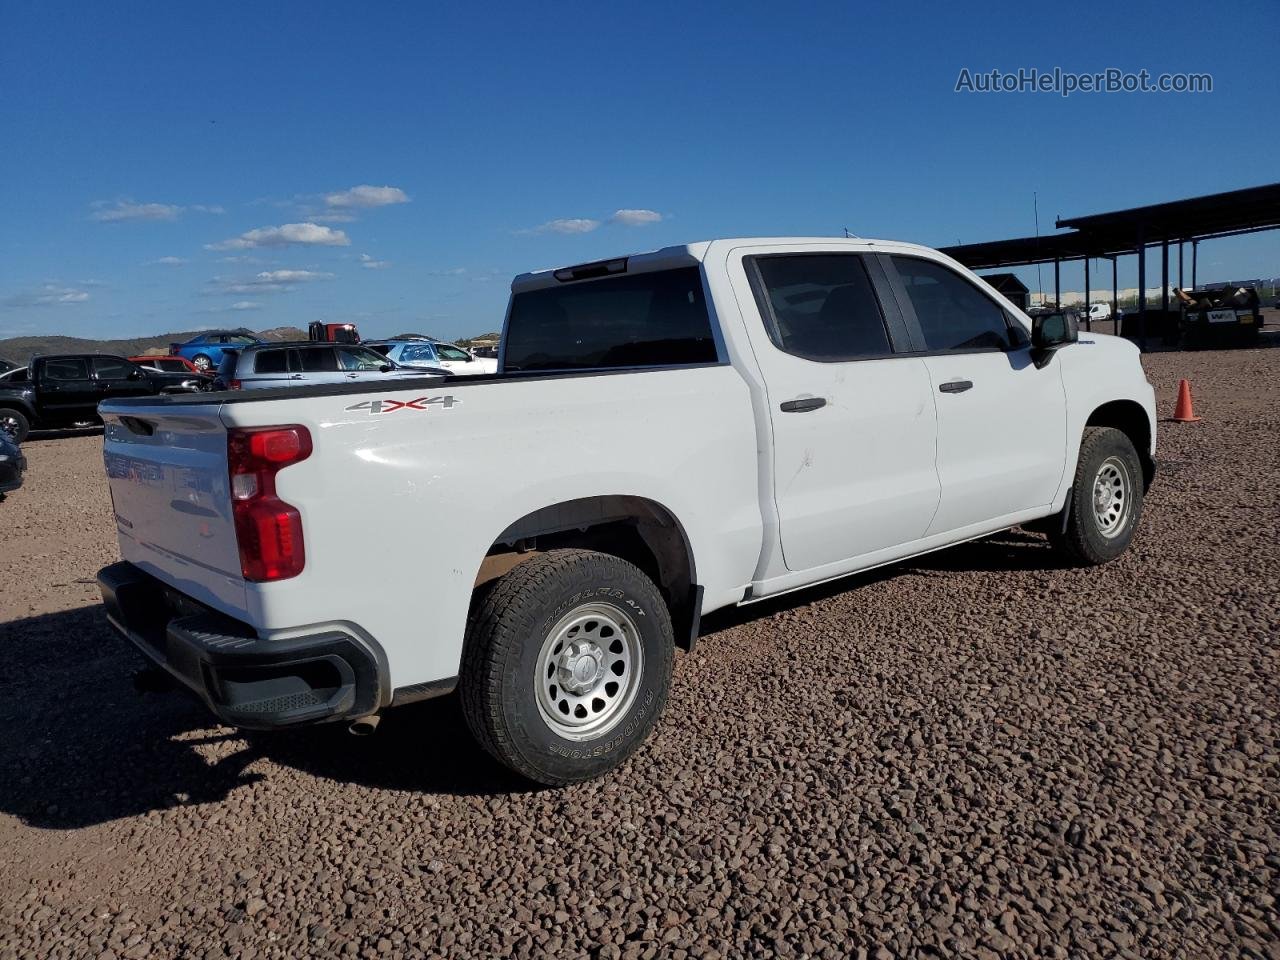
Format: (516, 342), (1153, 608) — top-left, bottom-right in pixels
(101, 403), (247, 615)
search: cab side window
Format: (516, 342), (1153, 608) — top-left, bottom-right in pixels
(44, 359), (89, 380)
(92, 357), (136, 380)
(750, 254), (894, 361)
(890, 256), (1011, 351)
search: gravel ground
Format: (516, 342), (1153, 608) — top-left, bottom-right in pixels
(1, 345), (1277, 960)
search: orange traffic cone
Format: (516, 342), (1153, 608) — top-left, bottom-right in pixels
(1172, 379), (1201, 423)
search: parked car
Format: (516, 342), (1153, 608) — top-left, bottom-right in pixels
(367, 339), (499, 375)
(212, 342), (446, 390)
(96, 237), (1156, 786)
(0, 357), (16, 375)
(0, 366), (28, 383)
(1086, 302), (1112, 323)
(170, 331), (263, 371)
(0, 429), (24, 501)
(129, 355), (207, 376)
(0, 354), (207, 441)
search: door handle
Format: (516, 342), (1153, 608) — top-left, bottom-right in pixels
(780, 397), (827, 413)
(938, 380), (973, 394)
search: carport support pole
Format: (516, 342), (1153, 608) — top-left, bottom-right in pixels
(1161, 240), (1169, 317)
(1111, 258), (1118, 329)
(1084, 260), (1091, 331)
(1192, 240), (1198, 288)
(1137, 235), (1147, 352)
(1054, 258), (1060, 307)
(1178, 241), (1184, 290)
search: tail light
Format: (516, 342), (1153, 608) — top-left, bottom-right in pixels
(227, 426), (312, 581)
(228, 379), (242, 390)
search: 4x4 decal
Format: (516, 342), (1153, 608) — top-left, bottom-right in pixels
(345, 396), (460, 415)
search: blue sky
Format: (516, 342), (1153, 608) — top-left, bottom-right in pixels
(2, 0), (1277, 341)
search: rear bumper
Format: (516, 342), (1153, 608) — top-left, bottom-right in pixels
(98, 561), (387, 729)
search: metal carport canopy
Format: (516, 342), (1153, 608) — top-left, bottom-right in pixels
(940, 182), (1280, 270)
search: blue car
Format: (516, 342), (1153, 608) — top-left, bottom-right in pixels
(170, 331), (263, 371)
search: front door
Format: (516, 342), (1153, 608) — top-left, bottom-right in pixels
(886, 255), (1067, 535)
(92, 357), (152, 403)
(731, 249), (941, 572)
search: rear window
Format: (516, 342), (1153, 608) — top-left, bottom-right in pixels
(43, 358), (88, 380)
(295, 347), (338, 372)
(252, 350), (289, 374)
(503, 267), (718, 371)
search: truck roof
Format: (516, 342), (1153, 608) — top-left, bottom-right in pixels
(510, 237), (943, 292)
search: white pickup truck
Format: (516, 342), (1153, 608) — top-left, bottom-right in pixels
(97, 238), (1156, 785)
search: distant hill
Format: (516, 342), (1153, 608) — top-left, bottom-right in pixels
(0, 326), (307, 365)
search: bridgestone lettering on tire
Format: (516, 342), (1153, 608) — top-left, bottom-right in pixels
(460, 549), (675, 786)
(1051, 426), (1145, 566)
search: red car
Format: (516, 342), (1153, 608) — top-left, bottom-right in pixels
(128, 355), (206, 376)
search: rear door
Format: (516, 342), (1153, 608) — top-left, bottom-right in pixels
(885, 255), (1067, 535)
(35, 358), (98, 421)
(731, 249), (941, 572)
(290, 346), (347, 385)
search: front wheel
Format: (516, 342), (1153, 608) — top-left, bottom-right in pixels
(460, 549), (674, 785)
(191, 354), (213, 371)
(1050, 426), (1145, 566)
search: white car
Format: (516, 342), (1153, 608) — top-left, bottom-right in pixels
(369, 339), (498, 375)
(97, 237), (1156, 786)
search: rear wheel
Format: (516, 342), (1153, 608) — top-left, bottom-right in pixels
(191, 354), (213, 371)
(1050, 426), (1144, 566)
(0, 408), (30, 443)
(460, 549), (674, 785)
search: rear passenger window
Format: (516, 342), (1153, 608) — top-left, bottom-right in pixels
(891, 257), (1011, 351)
(44, 359), (89, 380)
(503, 267), (717, 371)
(751, 255), (893, 361)
(253, 350), (289, 374)
(295, 348), (338, 373)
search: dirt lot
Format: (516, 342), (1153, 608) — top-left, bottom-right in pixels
(2, 346), (1277, 960)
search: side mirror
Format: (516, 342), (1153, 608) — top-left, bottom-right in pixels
(1031, 312), (1077, 367)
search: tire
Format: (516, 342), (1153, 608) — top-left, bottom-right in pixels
(460, 548), (674, 786)
(191, 354), (213, 372)
(0, 407), (30, 443)
(1050, 426), (1144, 566)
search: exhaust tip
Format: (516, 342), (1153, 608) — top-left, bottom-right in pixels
(348, 714), (381, 737)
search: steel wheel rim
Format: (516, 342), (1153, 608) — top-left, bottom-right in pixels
(1092, 456), (1131, 539)
(0, 413), (19, 437)
(534, 601), (642, 741)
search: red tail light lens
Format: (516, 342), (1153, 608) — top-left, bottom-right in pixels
(228, 379), (242, 390)
(227, 426), (312, 581)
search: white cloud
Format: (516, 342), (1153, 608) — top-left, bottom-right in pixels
(535, 217), (602, 234)
(1, 284), (91, 308)
(360, 253), (391, 270)
(324, 185), (410, 209)
(230, 301), (261, 311)
(207, 222), (351, 250)
(610, 209), (663, 226)
(191, 204), (225, 215)
(90, 200), (183, 222)
(146, 256), (186, 266)
(209, 269), (334, 294)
